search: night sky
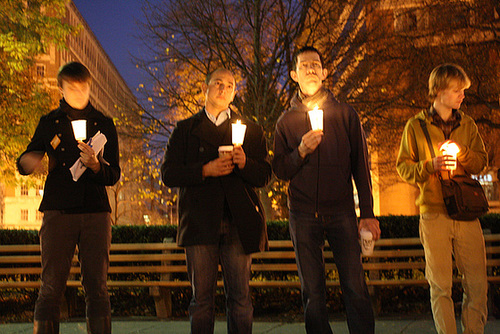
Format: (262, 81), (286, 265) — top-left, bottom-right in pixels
(72, 0), (149, 98)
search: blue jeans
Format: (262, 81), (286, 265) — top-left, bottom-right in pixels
(34, 210), (112, 321)
(289, 210), (374, 334)
(185, 221), (253, 334)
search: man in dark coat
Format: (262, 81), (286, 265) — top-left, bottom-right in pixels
(161, 68), (271, 334)
(17, 61), (120, 334)
(273, 46), (380, 334)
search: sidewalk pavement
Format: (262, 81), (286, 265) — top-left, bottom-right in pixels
(1, 317), (500, 334)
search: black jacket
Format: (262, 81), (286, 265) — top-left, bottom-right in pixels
(161, 109), (271, 254)
(17, 100), (120, 213)
(272, 88), (375, 218)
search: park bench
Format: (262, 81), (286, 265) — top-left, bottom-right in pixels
(1, 233), (500, 318)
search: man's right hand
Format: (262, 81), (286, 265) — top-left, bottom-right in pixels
(18, 152), (44, 175)
(298, 129), (323, 158)
(202, 154), (234, 178)
(432, 155), (456, 171)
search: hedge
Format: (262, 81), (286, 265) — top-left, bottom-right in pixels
(2, 214), (499, 244)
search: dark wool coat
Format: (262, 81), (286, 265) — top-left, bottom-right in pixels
(161, 109), (271, 254)
(17, 100), (120, 213)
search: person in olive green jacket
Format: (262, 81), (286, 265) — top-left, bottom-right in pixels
(397, 63), (487, 334)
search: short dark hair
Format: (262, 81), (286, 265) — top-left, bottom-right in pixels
(57, 61), (91, 87)
(205, 68), (234, 85)
(292, 46), (324, 70)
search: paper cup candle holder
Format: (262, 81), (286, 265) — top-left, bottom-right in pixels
(218, 145), (234, 158)
(360, 229), (374, 256)
(71, 120), (87, 141)
(439, 141), (460, 171)
(232, 120), (247, 146)
(308, 106), (323, 131)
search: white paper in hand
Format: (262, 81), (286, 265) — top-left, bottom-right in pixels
(70, 131), (107, 182)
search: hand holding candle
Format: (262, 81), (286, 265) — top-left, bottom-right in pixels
(232, 120), (247, 146)
(439, 140), (460, 171)
(308, 106), (323, 131)
(232, 144), (246, 169)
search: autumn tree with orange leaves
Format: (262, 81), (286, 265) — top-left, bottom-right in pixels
(134, 0), (500, 218)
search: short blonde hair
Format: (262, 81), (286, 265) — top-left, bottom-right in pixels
(428, 64), (471, 101)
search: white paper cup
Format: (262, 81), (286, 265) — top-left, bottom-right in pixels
(360, 229), (374, 256)
(232, 122), (247, 146)
(71, 120), (87, 141)
(218, 145), (234, 158)
(308, 108), (323, 131)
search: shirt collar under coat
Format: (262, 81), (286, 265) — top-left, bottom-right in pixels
(428, 106), (462, 123)
(205, 107), (231, 126)
(191, 108), (242, 148)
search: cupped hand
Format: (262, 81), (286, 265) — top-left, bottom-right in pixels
(233, 145), (246, 169)
(359, 218), (381, 241)
(298, 129), (323, 158)
(202, 154), (234, 178)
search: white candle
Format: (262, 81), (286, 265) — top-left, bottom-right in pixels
(71, 120), (87, 141)
(439, 141), (460, 170)
(308, 106), (323, 131)
(232, 120), (247, 146)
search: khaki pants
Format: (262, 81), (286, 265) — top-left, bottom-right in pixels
(420, 212), (488, 334)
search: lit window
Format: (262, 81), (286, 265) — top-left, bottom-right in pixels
(477, 173), (499, 202)
(36, 65), (45, 79)
(36, 211), (43, 221)
(21, 209), (29, 221)
(21, 185), (29, 196)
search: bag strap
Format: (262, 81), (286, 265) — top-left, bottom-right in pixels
(419, 119), (448, 180)
(418, 119), (435, 159)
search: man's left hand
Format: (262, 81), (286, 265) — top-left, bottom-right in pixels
(78, 141), (101, 173)
(233, 145), (246, 169)
(358, 218), (381, 241)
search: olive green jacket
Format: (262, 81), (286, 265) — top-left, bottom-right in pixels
(396, 109), (487, 214)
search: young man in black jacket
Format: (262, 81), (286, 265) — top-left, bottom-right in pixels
(17, 62), (120, 334)
(273, 46), (380, 334)
(161, 68), (271, 334)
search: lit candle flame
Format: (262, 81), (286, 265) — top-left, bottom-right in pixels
(71, 120), (87, 141)
(232, 120), (247, 146)
(440, 141), (460, 156)
(439, 141), (460, 170)
(308, 106), (323, 131)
